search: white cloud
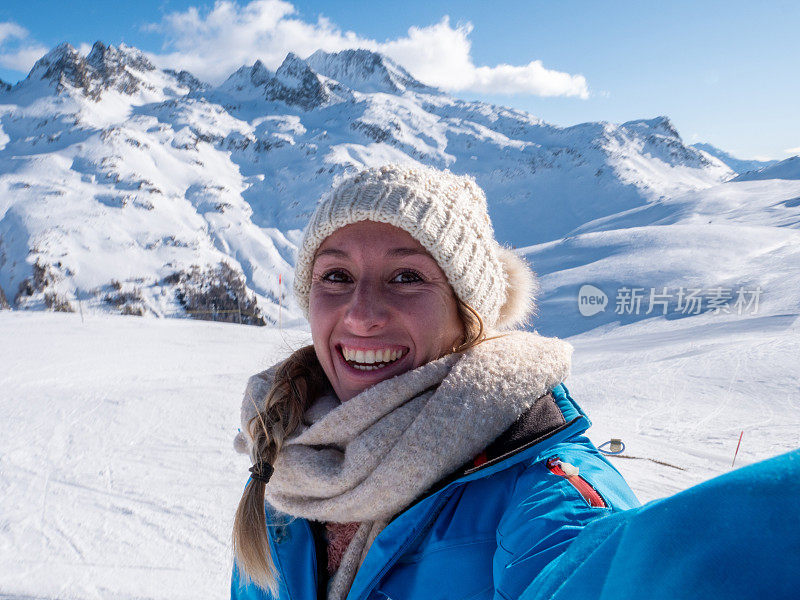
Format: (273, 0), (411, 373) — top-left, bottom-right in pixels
(147, 1), (589, 98)
(784, 146), (800, 156)
(384, 17), (587, 98)
(379, 18), (474, 91)
(0, 21), (28, 44)
(0, 21), (48, 73)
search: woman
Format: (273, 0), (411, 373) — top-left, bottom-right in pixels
(231, 165), (640, 600)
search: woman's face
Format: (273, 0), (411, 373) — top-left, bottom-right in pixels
(309, 220), (463, 402)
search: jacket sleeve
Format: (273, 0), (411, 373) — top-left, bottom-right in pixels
(492, 438), (639, 600)
(519, 448), (800, 600)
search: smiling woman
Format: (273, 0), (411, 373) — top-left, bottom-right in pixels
(309, 221), (464, 402)
(230, 165), (639, 600)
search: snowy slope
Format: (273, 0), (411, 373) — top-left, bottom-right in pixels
(567, 310), (800, 501)
(0, 42), (732, 323)
(1, 305), (797, 598)
(524, 178), (800, 337)
(691, 142), (778, 175)
(0, 312), (308, 599)
(512, 173), (800, 498)
(733, 155), (800, 181)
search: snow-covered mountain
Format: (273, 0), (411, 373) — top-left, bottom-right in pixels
(733, 155), (800, 182)
(691, 142), (778, 175)
(0, 42), (735, 323)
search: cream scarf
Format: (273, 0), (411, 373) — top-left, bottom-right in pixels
(237, 331), (572, 599)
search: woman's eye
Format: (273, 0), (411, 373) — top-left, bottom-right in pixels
(321, 270), (352, 283)
(391, 270), (423, 284)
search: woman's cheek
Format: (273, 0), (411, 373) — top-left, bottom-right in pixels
(309, 287), (346, 313)
(308, 290), (340, 341)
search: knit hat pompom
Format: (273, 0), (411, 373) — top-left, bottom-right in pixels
(294, 164), (537, 330)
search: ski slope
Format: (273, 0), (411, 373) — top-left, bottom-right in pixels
(1, 309), (797, 599)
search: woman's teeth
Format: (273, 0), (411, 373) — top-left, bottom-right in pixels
(341, 347), (405, 370)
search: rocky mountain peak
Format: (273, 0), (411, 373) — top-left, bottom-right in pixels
(163, 69), (208, 92)
(265, 53), (331, 110)
(617, 116), (719, 170)
(274, 53), (316, 84)
(217, 49), (432, 108)
(221, 60), (272, 93)
(248, 60), (271, 85)
(306, 48), (434, 94)
(217, 54), (331, 109)
(24, 40), (160, 100)
(86, 42), (156, 74)
(624, 116), (680, 140)
(27, 42), (90, 90)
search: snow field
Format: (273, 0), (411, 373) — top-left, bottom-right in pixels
(0, 312), (309, 599)
(568, 311), (800, 502)
(2, 309), (797, 597)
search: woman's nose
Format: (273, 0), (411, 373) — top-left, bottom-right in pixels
(342, 279), (390, 333)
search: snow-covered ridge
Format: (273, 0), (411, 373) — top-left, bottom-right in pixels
(691, 142), (779, 176)
(733, 155), (800, 182)
(0, 41), (744, 324)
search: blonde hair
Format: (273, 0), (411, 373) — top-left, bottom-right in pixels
(232, 298), (485, 592)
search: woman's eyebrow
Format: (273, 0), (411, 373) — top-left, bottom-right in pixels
(315, 248), (349, 259)
(386, 248), (429, 258)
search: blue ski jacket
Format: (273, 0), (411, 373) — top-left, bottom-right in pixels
(520, 447), (800, 600)
(231, 384), (640, 600)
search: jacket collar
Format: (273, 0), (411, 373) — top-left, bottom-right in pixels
(399, 383), (589, 512)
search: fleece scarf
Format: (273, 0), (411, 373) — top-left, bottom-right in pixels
(236, 331), (572, 600)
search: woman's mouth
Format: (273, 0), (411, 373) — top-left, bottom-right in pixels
(338, 345), (409, 371)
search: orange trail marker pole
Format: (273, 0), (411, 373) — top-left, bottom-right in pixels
(731, 430), (744, 468)
(278, 273), (282, 331)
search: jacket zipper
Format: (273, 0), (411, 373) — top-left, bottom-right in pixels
(546, 457), (607, 508)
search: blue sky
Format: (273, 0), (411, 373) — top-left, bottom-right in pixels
(1, 0), (797, 160)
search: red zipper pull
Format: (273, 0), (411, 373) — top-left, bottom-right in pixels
(546, 457), (607, 508)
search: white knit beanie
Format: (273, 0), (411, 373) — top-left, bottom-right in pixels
(294, 164), (538, 330)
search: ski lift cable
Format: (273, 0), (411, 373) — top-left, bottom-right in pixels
(598, 438), (685, 471)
